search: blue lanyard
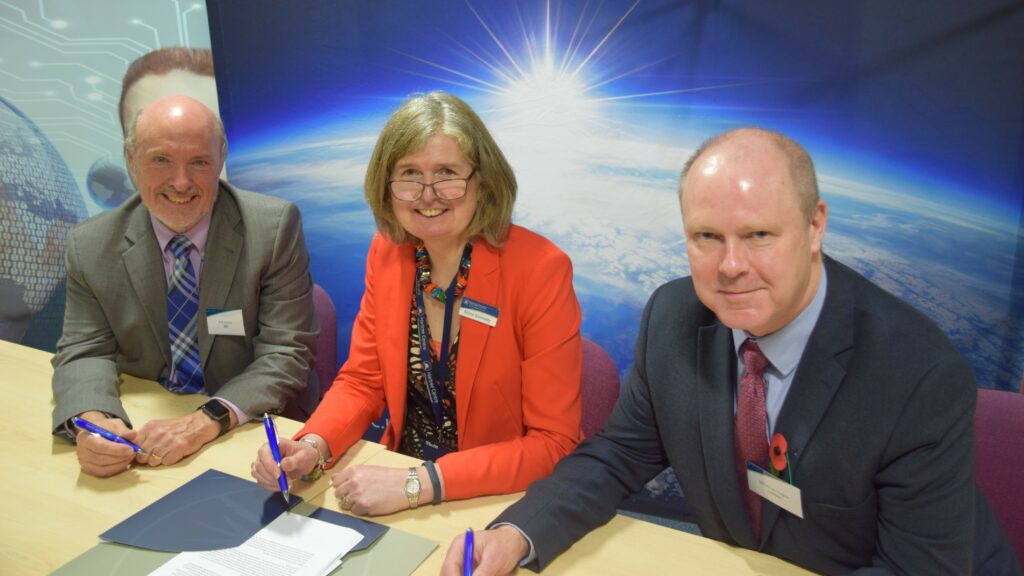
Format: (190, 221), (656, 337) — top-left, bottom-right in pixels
(414, 275), (458, 428)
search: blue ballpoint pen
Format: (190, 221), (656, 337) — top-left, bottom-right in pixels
(464, 528), (474, 576)
(72, 417), (149, 455)
(263, 413), (290, 504)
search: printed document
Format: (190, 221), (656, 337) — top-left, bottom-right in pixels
(149, 511), (362, 576)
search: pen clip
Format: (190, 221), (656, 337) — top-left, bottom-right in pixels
(270, 415), (280, 442)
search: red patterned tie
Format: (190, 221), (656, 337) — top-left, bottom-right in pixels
(735, 339), (769, 539)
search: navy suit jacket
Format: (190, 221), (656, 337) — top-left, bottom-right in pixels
(496, 257), (1019, 574)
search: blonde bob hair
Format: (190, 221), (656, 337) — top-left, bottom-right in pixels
(364, 92), (517, 246)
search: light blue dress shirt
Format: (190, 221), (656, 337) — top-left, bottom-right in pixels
(731, 267), (828, 438)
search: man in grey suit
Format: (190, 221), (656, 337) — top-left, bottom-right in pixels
(442, 128), (1020, 574)
(52, 95), (319, 477)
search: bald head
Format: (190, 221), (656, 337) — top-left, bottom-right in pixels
(678, 126), (828, 336)
(680, 127), (819, 222)
(125, 94), (227, 160)
(124, 95), (225, 233)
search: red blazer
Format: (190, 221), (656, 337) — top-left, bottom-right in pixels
(298, 225), (583, 500)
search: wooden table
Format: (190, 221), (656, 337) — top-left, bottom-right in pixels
(0, 341), (380, 575)
(0, 341), (813, 575)
(310, 449), (814, 575)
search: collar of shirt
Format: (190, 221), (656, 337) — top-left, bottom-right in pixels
(731, 265), (829, 376)
(730, 266), (828, 435)
(150, 210), (212, 283)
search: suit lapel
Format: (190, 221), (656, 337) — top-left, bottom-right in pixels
(197, 185), (243, 367)
(455, 240), (499, 446)
(378, 240), (415, 442)
(698, 322), (759, 548)
(123, 201), (172, 370)
(760, 258), (852, 544)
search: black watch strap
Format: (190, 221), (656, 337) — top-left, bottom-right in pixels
(423, 460), (442, 505)
(199, 399), (230, 436)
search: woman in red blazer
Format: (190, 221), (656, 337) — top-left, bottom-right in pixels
(252, 92), (583, 515)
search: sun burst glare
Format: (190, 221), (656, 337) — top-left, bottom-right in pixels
(396, 0), (753, 125)
(395, 0), (647, 132)
(498, 56), (596, 129)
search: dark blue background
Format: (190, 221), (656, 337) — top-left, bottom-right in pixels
(207, 0), (1024, 391)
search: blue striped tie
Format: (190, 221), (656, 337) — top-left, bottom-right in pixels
(164, 235), (204, 393)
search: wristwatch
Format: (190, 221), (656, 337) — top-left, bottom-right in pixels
(198, 399), (230, 437)
(298, 437), (327, 481)
(404, 467), (421, 509)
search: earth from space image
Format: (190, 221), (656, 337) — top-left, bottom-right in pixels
(229, 113), (1022, 394)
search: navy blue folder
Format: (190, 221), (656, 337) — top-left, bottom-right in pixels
(100, 468), (387, 553)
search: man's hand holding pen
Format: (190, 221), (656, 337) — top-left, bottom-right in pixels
(73, 412), (140, 477)
(72, 409), (226, 477)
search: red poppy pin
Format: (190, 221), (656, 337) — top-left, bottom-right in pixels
(769, 433), (788, 473)
(769, 433), (794, 484)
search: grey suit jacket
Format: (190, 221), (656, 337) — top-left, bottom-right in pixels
(51, 182), (319, 432)
(496, 257), (1019, 574)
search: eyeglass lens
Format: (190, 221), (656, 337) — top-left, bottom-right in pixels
(390, 177), (469, 200)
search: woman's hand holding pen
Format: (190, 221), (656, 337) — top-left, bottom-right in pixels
(251, 438), (319, 491)
(74, 411), (138, 477)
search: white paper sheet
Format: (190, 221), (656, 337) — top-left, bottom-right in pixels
(149, 511), (362, 576)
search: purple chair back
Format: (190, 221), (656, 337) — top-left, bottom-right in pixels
(581, 337), (620, 438)
(975, 388), (1024, 562)
(312, 284), (338, 398)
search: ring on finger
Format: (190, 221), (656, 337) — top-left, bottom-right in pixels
(340, 494), (351, 508)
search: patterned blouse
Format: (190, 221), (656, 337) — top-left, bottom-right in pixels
(398, 291), (460, 459)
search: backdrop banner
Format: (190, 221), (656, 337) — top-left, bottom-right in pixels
(206, 0), (1024, 393)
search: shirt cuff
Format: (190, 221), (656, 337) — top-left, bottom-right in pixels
(60, 411), (116, 443)
(489, 522), (537, 567)
(211, 397), (249, 426)
(58, 419), (77, 442)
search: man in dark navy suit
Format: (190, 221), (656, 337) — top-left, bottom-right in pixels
(442, 128), (1020, 575)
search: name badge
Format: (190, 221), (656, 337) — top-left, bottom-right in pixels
(747, 462), (803, 519)
(459, 297), (499, 327)
(206, 309), (245, 336)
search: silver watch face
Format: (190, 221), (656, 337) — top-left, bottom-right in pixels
(405, 477), (420, 495)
